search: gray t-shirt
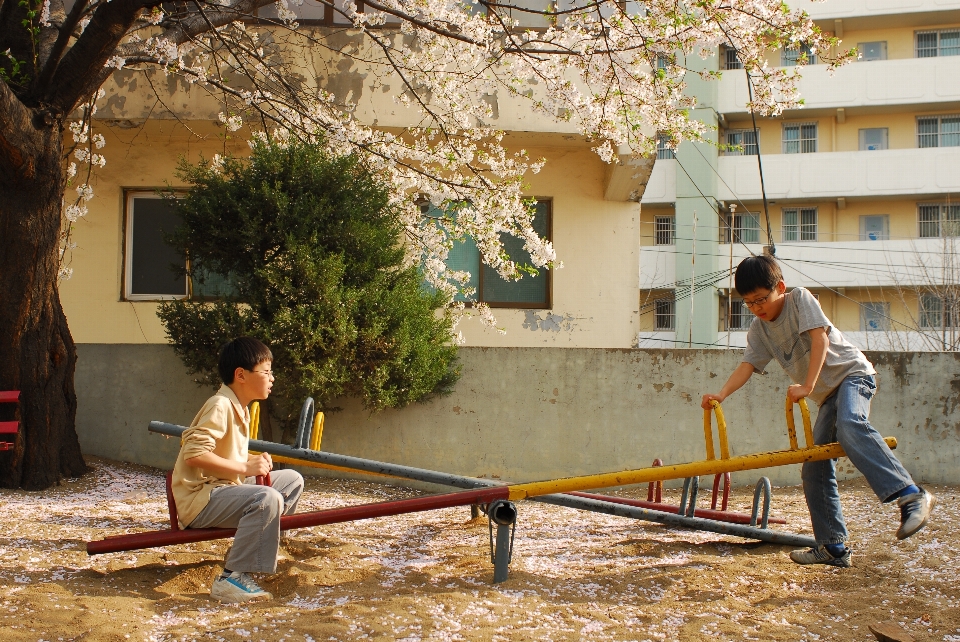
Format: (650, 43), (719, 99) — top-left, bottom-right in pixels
(742, 287), (875, 404)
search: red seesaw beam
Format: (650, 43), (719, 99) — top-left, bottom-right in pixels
(87, 486), (508, 555)
(566, 492), (787, 525)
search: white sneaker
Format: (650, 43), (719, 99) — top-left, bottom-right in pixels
(210, 571), (273, 603)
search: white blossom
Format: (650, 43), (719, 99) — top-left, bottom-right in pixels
(75, 184), (95, 202)
(219, 112), (243, 132)
(39, 0), (50, 26)
(105, 56), (127, 70)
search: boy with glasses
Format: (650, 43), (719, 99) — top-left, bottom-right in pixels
(171, 337), (304, 602)
(702, 255), (935, 567)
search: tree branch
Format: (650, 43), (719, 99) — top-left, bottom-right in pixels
(33, 0), (89, 98)
(44, 0), (160, 116)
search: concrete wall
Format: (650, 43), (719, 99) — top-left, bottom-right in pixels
(75, 344), (960, 488)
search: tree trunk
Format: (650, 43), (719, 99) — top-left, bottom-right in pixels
(0, 111), (88, 490)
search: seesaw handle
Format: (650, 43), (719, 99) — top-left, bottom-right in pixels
(785, 396), (814, 450)
(703, 400), (730, 460)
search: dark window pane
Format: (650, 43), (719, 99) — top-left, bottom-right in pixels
(193, 268), (238, 298)
(447, 235), (480, 303)
(482, 201), (550, 306)
(129, 198), (186, 296)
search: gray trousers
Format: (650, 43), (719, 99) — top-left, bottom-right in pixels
(189, 469), (304, 574)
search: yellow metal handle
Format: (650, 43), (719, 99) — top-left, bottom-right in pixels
(310, 411), (325, 451)
(784, 396), (814, 450)
(703, 400), (730, 460)
(249, 401), (261, 441)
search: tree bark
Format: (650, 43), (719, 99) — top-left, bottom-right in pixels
(0, 99), (88, 489)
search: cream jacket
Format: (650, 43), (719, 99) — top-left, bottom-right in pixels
(171, 385), (250, 528)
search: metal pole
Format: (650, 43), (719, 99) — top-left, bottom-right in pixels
(146, 423), (817, 544)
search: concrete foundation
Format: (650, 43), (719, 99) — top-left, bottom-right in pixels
(75, 345), (960, 487)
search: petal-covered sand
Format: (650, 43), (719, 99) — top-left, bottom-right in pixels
(0, 457), (958, 641)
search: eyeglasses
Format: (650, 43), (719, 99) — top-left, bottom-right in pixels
(742, 291), (774, 309)
(250, 369), (275, 379)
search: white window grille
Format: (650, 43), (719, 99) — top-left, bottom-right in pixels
(917, 115), (960, 148)
(918, 203), (960, 238)
(723, 47), (742, 70)
(656, 134), (675, 160)
(782, 44), (816, 66)
(727, 299), (754, 330)
(860, 302), (890, 331)
(919, 293), (960, 329)
(654, 298), (676, 330)
(916, 29), (960, 58)
(654, 215), (676, 246)
(725, 129), (758, 156)
(727, 212), (760, 244)
(782, 207), (818, 242)
(783, 122), (817, 154)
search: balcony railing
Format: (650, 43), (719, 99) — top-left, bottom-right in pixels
(718, 55), (960, 115)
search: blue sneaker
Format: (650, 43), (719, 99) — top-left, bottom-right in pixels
(210, 571), (272, 603)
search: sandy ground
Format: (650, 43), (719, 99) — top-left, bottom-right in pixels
(0, 457), (958, 642)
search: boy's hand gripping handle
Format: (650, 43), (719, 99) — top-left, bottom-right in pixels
(703, 400), (730, 460)
(785, 396), (814, 450)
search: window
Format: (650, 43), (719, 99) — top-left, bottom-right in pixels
(920, 293), (958, 329)
(726, 299), (754, 330)
(860, 215), (889, 241)
(916, 29), (960, 58)
(725, 129), (758, 156)
(654, 297), (676, 330)
(860, 302), (890, 331)
(918, 203), (960, 238)
(430, 200), (552, 308)
(858, 41), (887, 61)
(726, 211), (760, 244)
(859, 128), (888, 151)
(723, 47), (742, 70)
(917, 115), (960, 148)
(783, 122), (817, 154)
(782, 207), (817, 242)
(782, 44), (816, 66)
(656, 134), (675, 160)
(656, 56), (670, 71)
(124, 192), (236, 301)
(654, 215), (676, 245)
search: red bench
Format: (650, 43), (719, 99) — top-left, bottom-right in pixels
(0, 391), (19, 452)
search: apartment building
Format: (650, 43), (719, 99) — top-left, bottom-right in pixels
(638, 0), (960, 351)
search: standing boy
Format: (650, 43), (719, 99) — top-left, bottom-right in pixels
(172, 337), (304, 602)
(702, 255), (935, 567)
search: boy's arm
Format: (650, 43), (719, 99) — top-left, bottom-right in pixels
(787, 326), (829, 402)
(186, 451), (273, 478)
(701, 362), (756, 409)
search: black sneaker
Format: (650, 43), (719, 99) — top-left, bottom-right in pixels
(896, 487), (936, 540)
(789, 545), (852, 568)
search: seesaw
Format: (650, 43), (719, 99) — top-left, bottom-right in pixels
(87, 397), (895, 583)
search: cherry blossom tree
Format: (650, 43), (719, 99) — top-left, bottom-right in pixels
(0, 0), (846, 489)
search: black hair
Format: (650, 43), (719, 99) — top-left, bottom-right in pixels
(218, 337), (273, 384)
(734, 254), (783, 296)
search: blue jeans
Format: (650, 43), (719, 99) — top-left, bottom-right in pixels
(801, 375), (914, 545)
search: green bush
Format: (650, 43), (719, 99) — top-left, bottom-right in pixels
(159, 138), (460, 435)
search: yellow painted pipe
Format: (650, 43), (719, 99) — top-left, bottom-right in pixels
(310, 412), (325, 451)
(785, 397), (814, 450)
(250, 401), (261, 441)
(265, 453), (400, 479)
(703, 401), (730, 460)
(505, 437), (897, 501)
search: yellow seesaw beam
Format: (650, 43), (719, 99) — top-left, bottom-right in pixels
(505, 398), (895, 501)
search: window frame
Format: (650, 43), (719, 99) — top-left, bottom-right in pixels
(722, 46), (742, 70)
(918, 202), (960, 238)
(919, 293), (959, 329)
(724, 129), (759, 156)
(916, 114), (960, 148)
(724, 298), (754, 331)
(860, 302), (891, 332)
(656, 133), (675, 160)
(122, 190), (189, 302)
(781, 43), (817, 66)
(915, 28), (960, 58)
(782, 122), (818, 154)
(654, 297), (676, 331)
(859, 127), (889, 151)
(858, 41), (887, 61)
(654, 214), (676, 246)
(859, 214), (890, 241)
(781, 207), (818, 242)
